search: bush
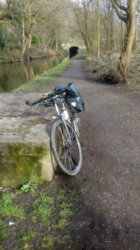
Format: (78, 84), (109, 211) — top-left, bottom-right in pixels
(32, 35), (40, 45)
(0, 25), (17, 50)
(100, 68), (124, 84)
(87, 54), (125, 84)
(0, 25), (8, 48)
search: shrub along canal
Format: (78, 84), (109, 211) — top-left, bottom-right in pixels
(0, 55), (66, 92)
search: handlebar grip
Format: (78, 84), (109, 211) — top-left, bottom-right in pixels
(26, 98), (43, 106)
(48, 91), (55, 97)
(26, 100), (33, 106)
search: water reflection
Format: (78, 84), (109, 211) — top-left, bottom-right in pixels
(0, 56), (64, 92)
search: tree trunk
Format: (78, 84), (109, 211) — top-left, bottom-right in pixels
(97, 0), (100, 58)
(134, 16), (139, 48)
(20, 3), (32, 61)
(119, 0), (136, 74)
(121, 21), (125, 48)
(20, 14), (26, 61)
(110, 7), (114, 50)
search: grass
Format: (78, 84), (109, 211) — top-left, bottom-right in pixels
(21, 230), (37, 250)
(18, 183), (38, 193)
(53, 218), (68, 229)
(0, 193), (24, 220)
(0, 221), (9, 239)
(33, 204), (53, 225)
(59, 202), (72, 217)
(59, 208), (72, 217)
(0, 185), (75, 249)
(21, 230), (37, 242)
(60, 202), (71, 209)
(37, 194), (54, 204)
(42, 235), (55, 249)
(12, 58), (72, 93)
(32, 194), (54, 225)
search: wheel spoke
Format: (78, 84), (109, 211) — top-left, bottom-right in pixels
(64, 150), (74, 170)
(51, 119), (82, 175)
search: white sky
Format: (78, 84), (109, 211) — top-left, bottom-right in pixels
(0, 0), (6, 3)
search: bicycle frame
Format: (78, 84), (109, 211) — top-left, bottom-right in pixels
(53, 97), (73, 141)
(52, 95), (80, 142)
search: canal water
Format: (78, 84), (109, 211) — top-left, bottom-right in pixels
(0, 56), (64, 92)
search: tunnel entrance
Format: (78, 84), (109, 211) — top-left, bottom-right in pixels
(69, 46), (79, 58)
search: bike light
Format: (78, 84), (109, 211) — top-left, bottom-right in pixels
(42, 93), (49, 98)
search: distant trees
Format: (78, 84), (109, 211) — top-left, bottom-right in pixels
(0, 0), (69, 60)
(0, 0), (138, 76)
(70, 0), (137, 77)
(70, 0), (126, 56)
(101, 0), (114, 51)
(71, 0), (100, 56)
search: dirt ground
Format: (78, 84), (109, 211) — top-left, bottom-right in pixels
(1, 56), (140, 250)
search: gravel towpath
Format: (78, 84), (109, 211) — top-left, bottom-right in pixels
(54, 56), (140, 250)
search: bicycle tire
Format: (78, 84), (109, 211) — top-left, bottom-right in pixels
(51, 119), (82, 175)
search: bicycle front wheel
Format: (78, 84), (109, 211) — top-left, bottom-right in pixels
(51, 119), (82, 176)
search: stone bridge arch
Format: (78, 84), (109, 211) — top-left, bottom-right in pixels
(69, 46), (79, 58)
(62, 43), (86, 57)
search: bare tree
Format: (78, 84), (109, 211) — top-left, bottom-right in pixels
(134, 0), (140, 47)
(97, 0), (100, 58)
(6, 0), (66, 60)
(101, 0), (115, 51)
(71, 0), (100, 55)
(111, 0), (136, 74)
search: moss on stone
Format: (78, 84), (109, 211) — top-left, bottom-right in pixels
(0, 142), (53, 187)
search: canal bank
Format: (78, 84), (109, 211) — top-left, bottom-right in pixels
(0, 53), (69, 92)
(12, 58), (71, 93)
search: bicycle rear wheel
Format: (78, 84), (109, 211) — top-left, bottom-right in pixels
(51, 119), (82, 175)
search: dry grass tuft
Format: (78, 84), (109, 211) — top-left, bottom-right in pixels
(87, 52), (140, 91)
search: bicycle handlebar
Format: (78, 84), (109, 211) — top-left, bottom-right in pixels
(26, 92), (55, 106)
(26, 85), (67, 106)
(26, 98), (44, 106)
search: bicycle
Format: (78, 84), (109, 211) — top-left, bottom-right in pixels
(26, 83), (85, 176)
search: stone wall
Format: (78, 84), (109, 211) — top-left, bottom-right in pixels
(0, 93), (55, 187)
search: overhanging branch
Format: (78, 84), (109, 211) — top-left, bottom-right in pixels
(111, 0), (128, 22)
(113, 0), (128, 13)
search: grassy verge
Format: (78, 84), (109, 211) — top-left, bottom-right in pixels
(0, 183), (75, 249)
(12, 58), (72, 93)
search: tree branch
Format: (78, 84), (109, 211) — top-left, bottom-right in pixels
(111, 0), (128, 22)
(113, 0), (128, 13)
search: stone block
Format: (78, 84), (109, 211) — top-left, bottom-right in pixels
(0, 93), (55, 187)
